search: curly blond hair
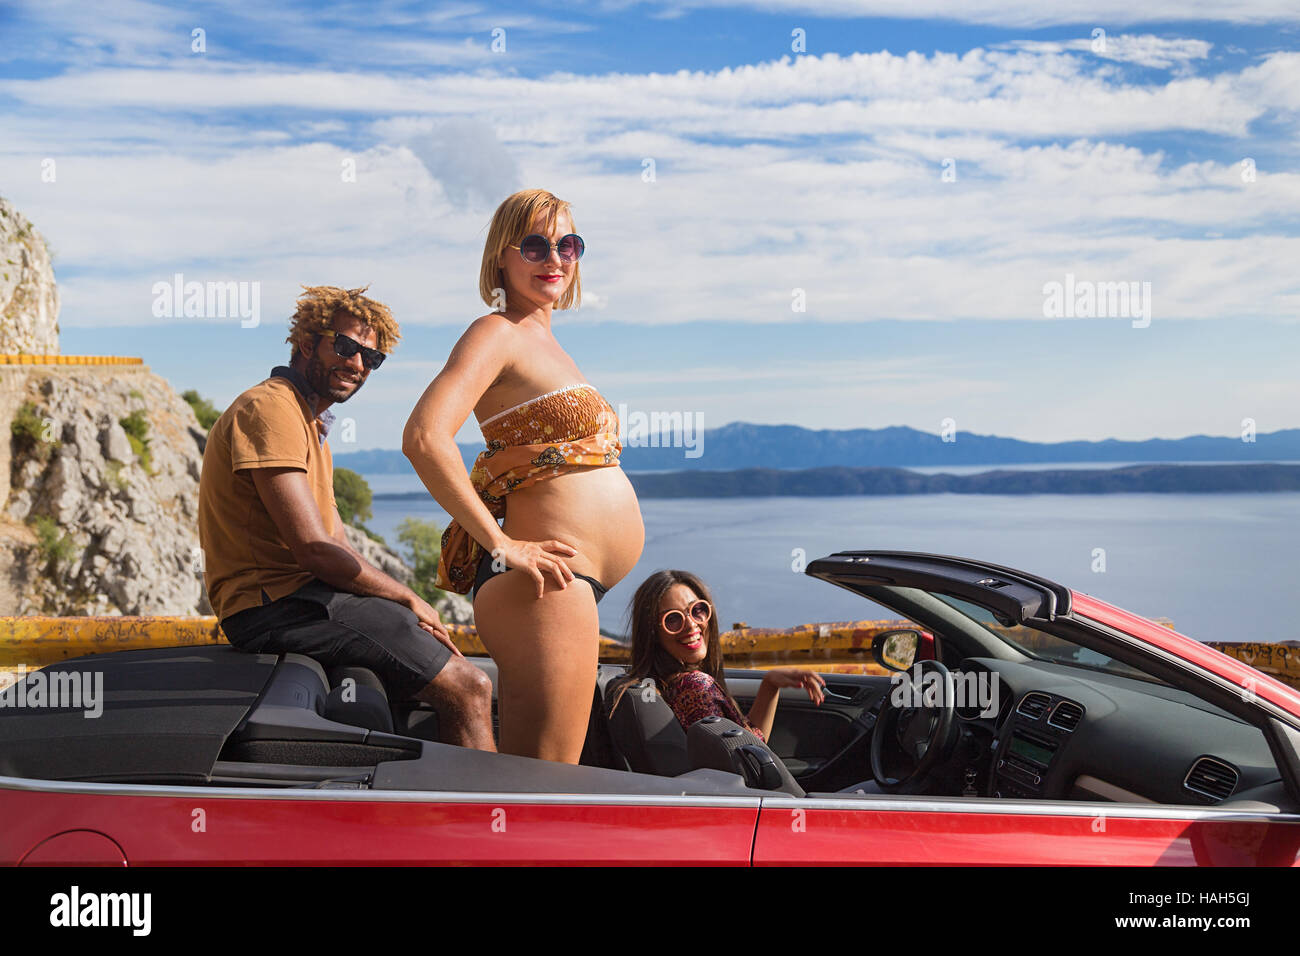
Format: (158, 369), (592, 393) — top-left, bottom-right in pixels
(285, 285), (401, 359)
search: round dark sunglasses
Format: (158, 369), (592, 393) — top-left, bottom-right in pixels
(509, 233), (585, 264)
(319, 330), (385, 370)
(661, 599), (712, 635)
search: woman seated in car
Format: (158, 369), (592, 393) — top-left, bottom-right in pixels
(613, 569), (826, 741)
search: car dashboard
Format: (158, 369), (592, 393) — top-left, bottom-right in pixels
(954, 657), (1282, 807)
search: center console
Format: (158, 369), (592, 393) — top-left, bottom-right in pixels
(990, 691), (1084, 798)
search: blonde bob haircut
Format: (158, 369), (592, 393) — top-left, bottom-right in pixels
(478, 189), (582, 311)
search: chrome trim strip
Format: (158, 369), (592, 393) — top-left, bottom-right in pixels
(2, 775), (1292, 820)
(763, 794), (1300, 821)
(1073, 774), (1155, 804)
(0, 775), (763, 808)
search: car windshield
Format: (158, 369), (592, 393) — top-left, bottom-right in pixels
(929, 592), (1169, 685)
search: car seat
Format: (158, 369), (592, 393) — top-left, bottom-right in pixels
(603, 677), (693, 777)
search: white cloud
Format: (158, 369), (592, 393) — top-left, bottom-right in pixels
(5, 48), (1288, 143)
(401, 119), (522, 209)
(1, 43), (1298, 340)
(1004, 35), (1213, 70)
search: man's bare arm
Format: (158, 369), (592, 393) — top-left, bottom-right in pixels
(249, 466), (457, 652)
(330, 505), (360, 553)
(249, 466), (416, 607)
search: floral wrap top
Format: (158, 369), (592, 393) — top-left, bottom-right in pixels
(435, 384), (622, 594)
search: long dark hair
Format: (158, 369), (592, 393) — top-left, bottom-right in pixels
(610, 569), (735, 714)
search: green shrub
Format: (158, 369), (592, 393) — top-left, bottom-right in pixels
(31, 515), (78, 568)
(119, 409), (153, 474)
(181, 389), (221, 430)
(333, 468), (373, 526)
(397, 517), (446, 604)
(12, 402), (43, 444)
(11, 402), (57, 460)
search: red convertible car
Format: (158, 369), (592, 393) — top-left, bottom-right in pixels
(2, 550), (1298, 866)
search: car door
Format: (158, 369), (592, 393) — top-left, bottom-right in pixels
(751, 792), (1300, 865)
(726, 670), (892, 792)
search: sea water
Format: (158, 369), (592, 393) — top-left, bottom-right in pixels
(364, 477), (1300, 642)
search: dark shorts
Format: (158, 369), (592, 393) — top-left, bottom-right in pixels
(471, 550), (609, 604)
(219, 580), (452, 699)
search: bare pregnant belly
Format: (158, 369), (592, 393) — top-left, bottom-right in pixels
(500, 467), (645, 587)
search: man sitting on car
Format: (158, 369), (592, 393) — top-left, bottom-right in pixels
(197, 285), (495, 751)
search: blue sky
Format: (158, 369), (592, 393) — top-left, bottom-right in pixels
(2, 0), (1298, 451)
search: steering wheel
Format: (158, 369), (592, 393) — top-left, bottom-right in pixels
(870, 659), (958, 793)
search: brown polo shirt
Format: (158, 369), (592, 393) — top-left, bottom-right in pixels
(198, 368), (337, 622)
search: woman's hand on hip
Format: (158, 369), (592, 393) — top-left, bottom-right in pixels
(492, 538), (579, 599)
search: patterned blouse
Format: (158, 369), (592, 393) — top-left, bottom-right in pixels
(661, 670), (766, 743)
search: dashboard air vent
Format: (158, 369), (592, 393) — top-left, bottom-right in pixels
(1184, 757), (1239, 802)
(1048, 701), (1084, 732)
(1016, 692), (1051, 720)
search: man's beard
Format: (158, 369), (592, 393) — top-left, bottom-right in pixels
(305, 352), (362, 403)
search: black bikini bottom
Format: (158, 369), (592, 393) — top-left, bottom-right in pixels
(471, 550), (609, 604)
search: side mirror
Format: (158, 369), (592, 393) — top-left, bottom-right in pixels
(872, 628), (936, 671)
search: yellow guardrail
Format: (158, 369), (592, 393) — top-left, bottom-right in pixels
(0, 355), (144, 365)
(2, 616), (1297, 691)
(0, 616), (224, 667)
(0, 616), (909, 688)
(0, 617), (627, 690)
(719, 621), (902, 675)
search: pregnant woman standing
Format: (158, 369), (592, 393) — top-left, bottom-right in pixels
(403, 188), (645, 764)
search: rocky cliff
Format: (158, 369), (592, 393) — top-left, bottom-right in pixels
(0, 198), (58, 355)
(0, 363), (473, 623)
(2, 364), (209, 615)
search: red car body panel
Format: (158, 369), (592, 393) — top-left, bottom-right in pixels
(753, 804), (1300, 866)
(0, 789), (759, 866)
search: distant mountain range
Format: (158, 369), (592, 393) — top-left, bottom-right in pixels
(336, 423), (1300, 475)
(366, 463), (1300, 500)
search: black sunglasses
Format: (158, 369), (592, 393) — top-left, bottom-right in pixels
(509, 233), (585, 264)
(319, 330), (385, 370)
